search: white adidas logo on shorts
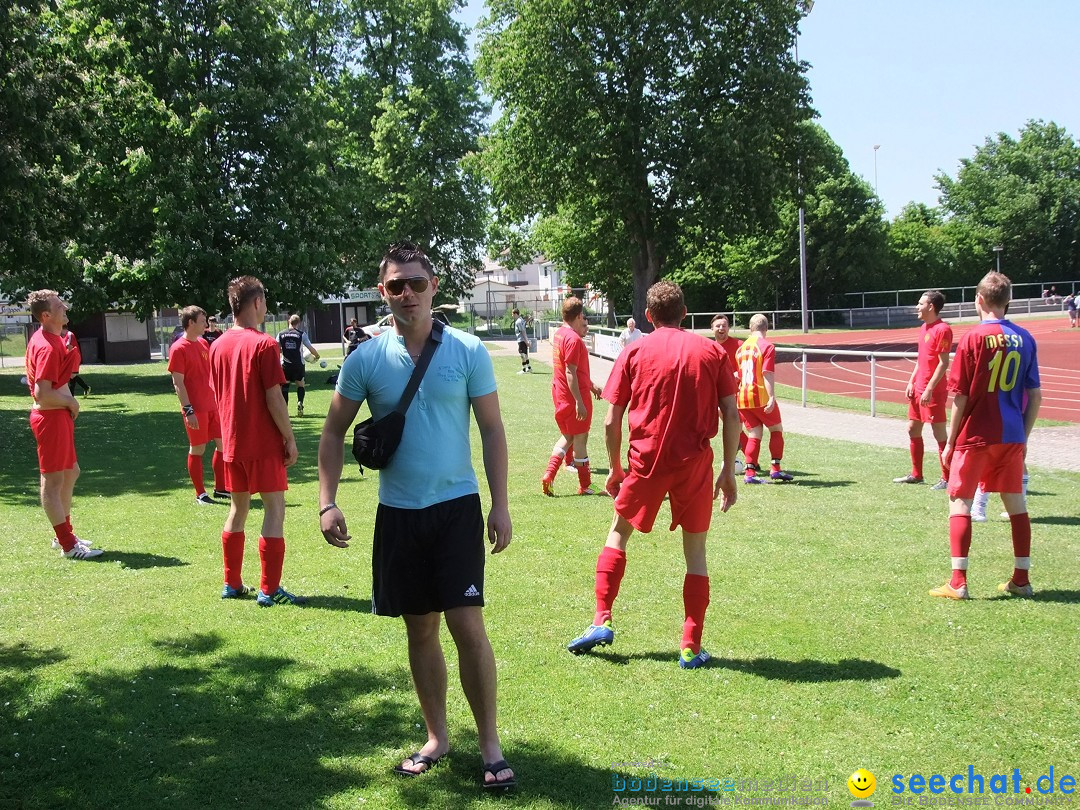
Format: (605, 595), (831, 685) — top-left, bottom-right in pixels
(464, 584), (480, 597)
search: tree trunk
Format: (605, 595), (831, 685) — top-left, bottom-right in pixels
(631, 234), (661, 330)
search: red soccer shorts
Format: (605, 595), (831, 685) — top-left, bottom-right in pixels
(554, 399), (592, 436)
(182, 409), (222, 446)
(30, 408), (77, 474)
(907, 386), (947, 424)
(739, 404), (783, 431)
(224, 458), (288, 494)
(614, 449), (714, 534)
(947, 443), (1024, 499)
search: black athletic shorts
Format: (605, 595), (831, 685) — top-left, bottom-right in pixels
(517, 339), (529, 354)
(372, 493), (486, 617)
(282, 362), (306, 383)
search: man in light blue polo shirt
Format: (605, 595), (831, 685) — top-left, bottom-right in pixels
(317, 241), (516, 790)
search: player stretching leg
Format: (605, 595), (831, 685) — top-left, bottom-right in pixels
(894, 291), (952, 489)
(567, 281), (741, 668)
(931, 272), (1040, 600)
(735, 315), (793, 483)
(542, 297), (604, 496)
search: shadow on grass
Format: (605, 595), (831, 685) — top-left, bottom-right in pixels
(1027, 589), (1080, 604)
(304, 595), (373, 613)
(0, 634), (620, 809)
(105, 551), (191, 570)
(1030, 516), (1080, 526)
(1, 378), (323, 509)
(588, 650), (901, 682)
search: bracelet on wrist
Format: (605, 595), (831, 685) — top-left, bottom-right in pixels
(182, 404), (195, 416)
(319, 502), (338, 516)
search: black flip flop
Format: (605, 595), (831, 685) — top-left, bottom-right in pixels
(393, 752), (442, 777)
(481, 759), (517, 789)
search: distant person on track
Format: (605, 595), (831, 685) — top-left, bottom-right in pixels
(894, 290), (952, 490)
(1064, 294), (1077, 328)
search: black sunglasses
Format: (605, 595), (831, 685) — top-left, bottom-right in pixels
(383, 276), (430, 296)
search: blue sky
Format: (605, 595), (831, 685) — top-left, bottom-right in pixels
(455, 1), (1080, 218)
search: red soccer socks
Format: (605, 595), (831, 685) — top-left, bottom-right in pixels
(222, 531), (245, 590)
(948, 514), (972, 588)
(910, 437), (925, 479)
(769, 433), (785, 473)
(187, 453), (205, 496)
(593, 546), (627, 626)
(259, 536), (285, 596)
(211, 449), (226, 493)
(681, 574), (710, 655)
(1009, 513), (1031, 587)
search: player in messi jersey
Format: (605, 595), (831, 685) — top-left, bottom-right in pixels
(277, 314), (321, 417)
(893, 290), (953, 489)
(210, 276), (305, 606)
(168, 305), (227, 504)
(25, 290), (102, 560)
(930, 272), (1041, 600)
(542, 296), (604, 496)
(734, 314), (793, 483)
(567, 281), (740, 668)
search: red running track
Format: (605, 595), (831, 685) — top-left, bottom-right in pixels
(771, 316), (1080, 424)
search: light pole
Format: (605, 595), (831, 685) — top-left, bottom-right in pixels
(873, 144), (880, 195)
(993, 245), (1003, 272)
(796, 0), (813, 333)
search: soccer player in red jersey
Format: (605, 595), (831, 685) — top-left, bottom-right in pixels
(209, 276), (305, 606)
(734, 314), (793, 483)
(24, 290), (102, 560)
(711, 314), (747, 468)
(567, 281), (740, 668)
(930, 272), (1041, 600)
(542, 296), (604, 496)
(168, 305), (227, 505)
(893, 290), (953, 489)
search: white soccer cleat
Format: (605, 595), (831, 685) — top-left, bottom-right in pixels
(60, 542), (103, 560)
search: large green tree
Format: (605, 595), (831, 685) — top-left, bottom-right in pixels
(936, 120), (1080, 284)
(477, 0), (811, 323)
(704, 123), (887, 314)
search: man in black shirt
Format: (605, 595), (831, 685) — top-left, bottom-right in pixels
(277, 314), (321, 417)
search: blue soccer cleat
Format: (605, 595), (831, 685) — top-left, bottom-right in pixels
(567, 621), (614, 654)
(770, 470), (794, 482)
(257, 586), (309, 607)
(743, 475), (764, 485)
(221, 583), (254, 599)
(679, 647), (711, 669)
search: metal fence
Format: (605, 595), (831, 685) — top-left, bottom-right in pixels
(845, 279), (1079, 309)
(146, 313), (294, 358)
(776, 346), (918, 417)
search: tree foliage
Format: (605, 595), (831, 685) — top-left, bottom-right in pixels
(936, 120), (1080, 284)
(1, 0), (487, 315)
(477, 0), (811, 322)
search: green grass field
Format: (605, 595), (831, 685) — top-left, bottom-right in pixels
(1, 354), (1078, 809)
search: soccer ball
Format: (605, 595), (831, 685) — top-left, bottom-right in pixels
(319, 360), (328, 368)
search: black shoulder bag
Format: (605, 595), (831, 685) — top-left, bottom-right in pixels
(351, 320), (442, 472)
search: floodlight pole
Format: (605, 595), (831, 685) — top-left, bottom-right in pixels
(993, 245), (1003, 273)
(796, 0), (813, 334)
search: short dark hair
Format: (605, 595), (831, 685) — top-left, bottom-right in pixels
(180, 305), (207, 329)
(710, 313), (730, 327)
(512, 308), (520, 315)
(561, 296), (584, 322)
(923, 290), (946, 313)
(227, 276), (266, 317)
(646, 280), (685, 326)
(977, 272), (1012, 309)
(379, 241), (434, 281)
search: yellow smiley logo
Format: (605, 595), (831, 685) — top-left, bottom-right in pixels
(848, 768), (877, 798)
